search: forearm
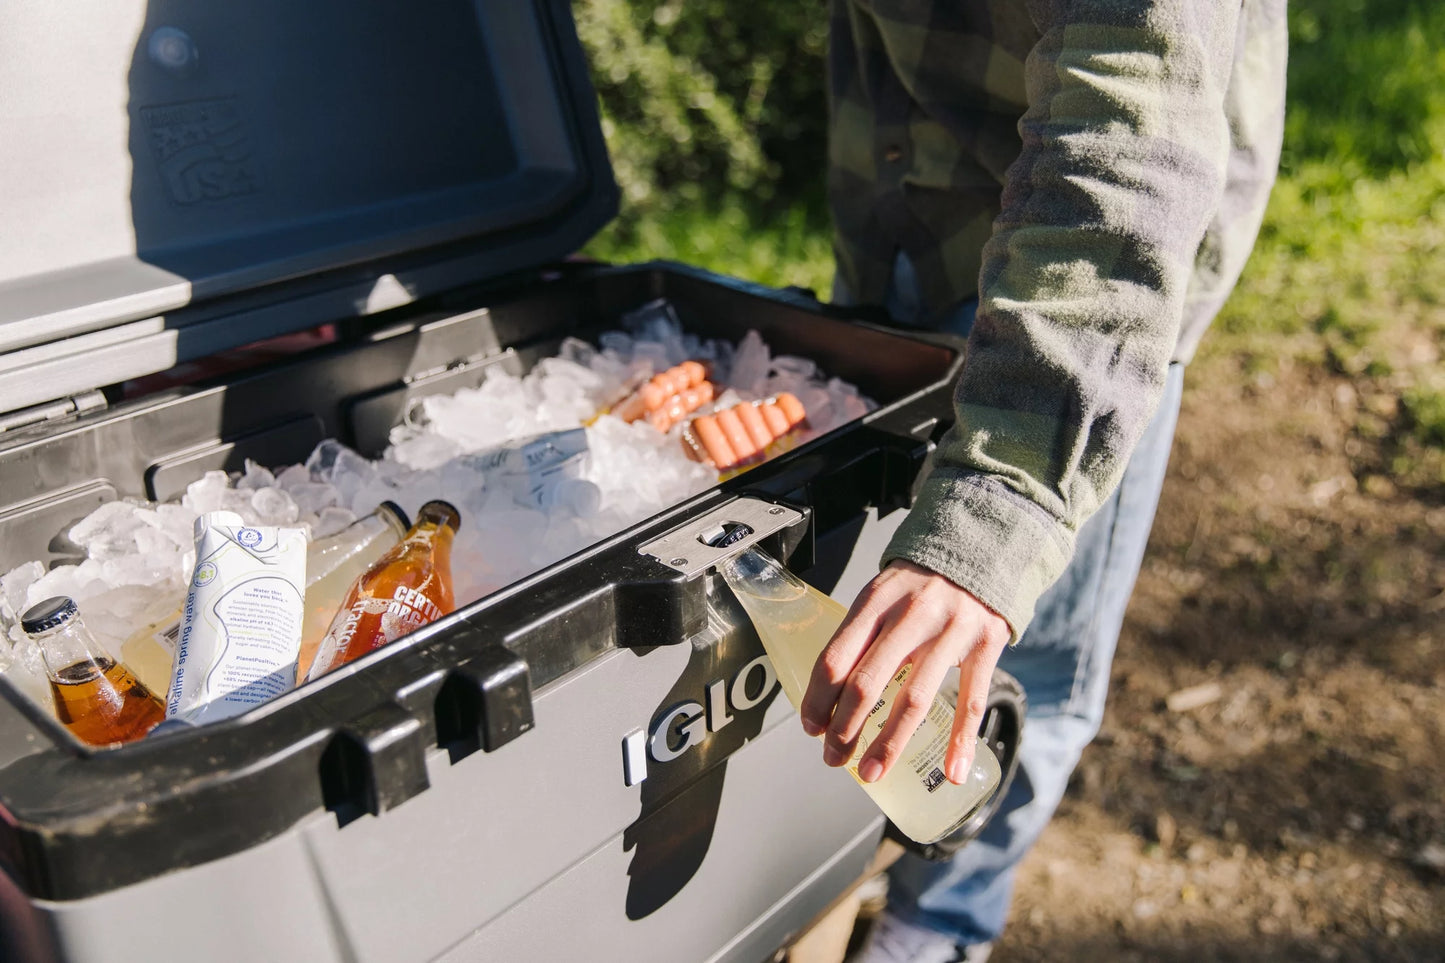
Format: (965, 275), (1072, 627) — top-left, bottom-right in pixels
(885, 1), (1244, 638)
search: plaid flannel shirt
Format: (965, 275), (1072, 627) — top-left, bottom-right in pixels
(828, 0), (1287, 638)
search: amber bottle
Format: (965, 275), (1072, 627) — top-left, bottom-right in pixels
(304, 500), (460, 681)
(22, 596), (165, 746)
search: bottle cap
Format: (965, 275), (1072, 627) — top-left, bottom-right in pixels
(20, 596), (79, 635)
(376, 500), (412, 531)
(418, 499), (462, 533)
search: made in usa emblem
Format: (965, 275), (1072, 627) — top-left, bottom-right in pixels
(142, 97), (260, 206)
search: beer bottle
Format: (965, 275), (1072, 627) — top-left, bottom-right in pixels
(304, 500), (460, 681)
(22, 596), (166, 746)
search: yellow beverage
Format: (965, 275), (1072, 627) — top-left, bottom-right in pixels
(119, 604), (183, 697)
(717, 547), (1000, 844)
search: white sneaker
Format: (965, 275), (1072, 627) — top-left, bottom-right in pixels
(850, 911), (968, 963)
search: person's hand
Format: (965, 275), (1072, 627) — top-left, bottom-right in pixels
(800, 559), (1010, 784)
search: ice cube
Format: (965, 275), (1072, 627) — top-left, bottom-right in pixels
(79, 583), (179, 657)
(237, 459), (276, 491)
(554, 479), (601, 518)
(598, 330), (633, 358)
(0, 631), (52, 711)
(769, 355), (818, 382)
(275, 463), (312, 491)
(631, 341), (671, 374)
(728, 330), (770, 399)
(250, 487), (300, 526)
(621, 298), (684, 340)
(1, 561), (45, 622)
(285, 481), (342, 518)
(25, 562), (108, 610)
(388, 432), (462, 471)
(347, 476), (408, 519)
(306, 440), (376, 494)
(828, 377), (873, 425)
(132, 524), (183, 561)
(314, 506), (357, 539)
(150, 503), (199, 550)
(182, 471), (233, 515)
(67, 500), (150, 557)
(220, 486), (259, 519)
(558, 337), (598, 368)
(100, 552), (177, 589)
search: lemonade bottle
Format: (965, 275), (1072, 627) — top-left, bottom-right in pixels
(716, 546), (1000, 844)
(304, 501), (459, 681)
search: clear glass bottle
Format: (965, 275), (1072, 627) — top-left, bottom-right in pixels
(118, 594), (189, 698)
(716, 546), (1001, 844)
(23, 596), (165, 746)
(296, 501), (411, 680)
(304, 500), (460, 681)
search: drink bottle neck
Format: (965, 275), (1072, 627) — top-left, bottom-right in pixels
(32, 618), (112, 682)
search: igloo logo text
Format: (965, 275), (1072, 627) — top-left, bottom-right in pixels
(620, 655), (778, 787)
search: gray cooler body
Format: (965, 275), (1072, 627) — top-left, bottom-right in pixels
(0, 2), (1022, 960)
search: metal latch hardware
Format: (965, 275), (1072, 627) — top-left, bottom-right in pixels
(637, 497), (805, 580)
(0, 390), (107, 434)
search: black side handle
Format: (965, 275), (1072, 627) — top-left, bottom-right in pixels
(320, 701), (431, 826)
(434, 641), (535, 762)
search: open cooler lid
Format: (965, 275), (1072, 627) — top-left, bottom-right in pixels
(0, 0), (617, 415)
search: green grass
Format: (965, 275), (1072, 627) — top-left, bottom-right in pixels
(586, 195), (836, 295)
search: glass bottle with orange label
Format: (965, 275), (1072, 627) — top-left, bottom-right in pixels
(22, 596), (165, 746)
(303, 500), (460, 681)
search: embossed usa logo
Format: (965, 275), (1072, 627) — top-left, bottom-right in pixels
(142, 97), (260, 206)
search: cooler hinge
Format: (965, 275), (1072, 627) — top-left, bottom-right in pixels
(0, 390), (107, 435)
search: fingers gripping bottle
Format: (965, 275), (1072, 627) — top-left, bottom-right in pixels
(22, 597), (165, 746)
(304, 501), (460, 681)
(716, 546), (1001, 844)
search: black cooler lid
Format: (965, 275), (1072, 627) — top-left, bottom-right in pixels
(0, 0), (617, 415)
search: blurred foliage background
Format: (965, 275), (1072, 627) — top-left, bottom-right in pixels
(577, 0), (1445, 481)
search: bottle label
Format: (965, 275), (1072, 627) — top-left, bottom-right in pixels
(852, 664), (953, 793)
(155, 620), (180, 656)
(380, 585), (443, 642)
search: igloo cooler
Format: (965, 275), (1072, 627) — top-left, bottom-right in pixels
(0, 1), (1024, 960)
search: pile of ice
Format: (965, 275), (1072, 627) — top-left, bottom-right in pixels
(0, 302), (874, 703)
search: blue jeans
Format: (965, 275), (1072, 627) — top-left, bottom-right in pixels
(837, 253), (1185, 945)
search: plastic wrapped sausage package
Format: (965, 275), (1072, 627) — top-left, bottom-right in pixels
(167, 512), (307, 725)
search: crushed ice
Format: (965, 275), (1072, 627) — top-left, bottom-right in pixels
(0, 303), (875, 699)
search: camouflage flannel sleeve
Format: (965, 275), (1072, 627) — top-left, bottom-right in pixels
(882, 0), (1265, 641)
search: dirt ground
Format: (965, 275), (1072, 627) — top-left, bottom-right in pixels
(986, 350), (1445, 961)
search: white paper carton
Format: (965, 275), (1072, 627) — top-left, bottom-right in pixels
(168, 511), (306, 724)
